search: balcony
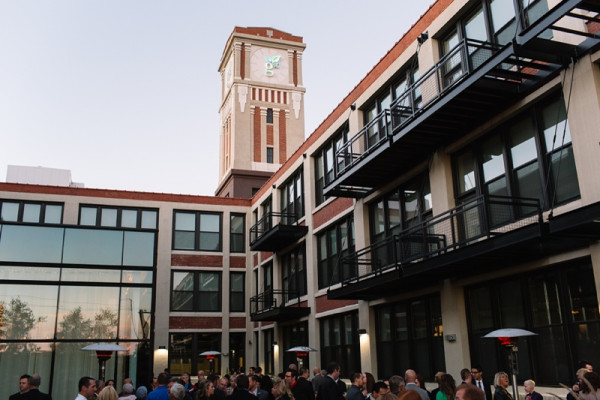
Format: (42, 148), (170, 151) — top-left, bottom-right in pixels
(327, 196), (600, 300)
(249, 212), (308, 252)
(324, 0), (600, 198)
(249, 289), (310, 322)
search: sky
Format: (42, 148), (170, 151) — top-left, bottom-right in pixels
(0, 1), (434, 196)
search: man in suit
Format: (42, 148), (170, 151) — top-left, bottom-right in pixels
(10, 374), (31, 400)
(249, 375), (268, 400)
(405, 370), (429, 400)
(317, 362), (343, 400)
(460, 369), (473, 385)
(22, 375), (51, 400)
(312, 368), (325, 396)
(471, 366), (492, 400)
(294, 368), (315, 400)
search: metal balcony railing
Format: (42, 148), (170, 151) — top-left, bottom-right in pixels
(333, 195), (542, 286)
(249, 288), (301, 316)
(249, 211), (300, 246)
(333, 39), (501, 181)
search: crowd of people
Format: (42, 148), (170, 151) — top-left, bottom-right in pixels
(8, 360), (600, 400)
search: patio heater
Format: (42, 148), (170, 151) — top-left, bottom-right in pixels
(286, 346), (316, 369)
(82, 343), (127, 382)
(483, 328), (537, 400)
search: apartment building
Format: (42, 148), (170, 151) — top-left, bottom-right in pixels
(1, 0), (600, 398)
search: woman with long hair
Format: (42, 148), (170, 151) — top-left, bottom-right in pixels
(195, 379), (215, 400)
(436, 374), (456, 400)
(274, 380), (294, 400)
(493, 372), (513, 400)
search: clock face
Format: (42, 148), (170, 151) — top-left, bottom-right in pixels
(250, 46), (288, 84)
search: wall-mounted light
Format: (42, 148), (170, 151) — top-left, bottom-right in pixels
(303, 153), (307, 159)
(272, 184), (276, 189)
(158, 345), (166, 350)
(357, 329), (367, 335)
(272, 341), (278, 346)
(350, 103), (356, 111)
(417, 31), (429, 45)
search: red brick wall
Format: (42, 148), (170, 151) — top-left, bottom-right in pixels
(230, 317), (246, 329)
(230, 256), (246, 268)
(279, 109), (286, 162)
(171, 254), (223, 267)
(315, 295), (357, 313)
(170, 316), (222, 329)
(313, 198), (353, 230)
(254, 108), (261, 162)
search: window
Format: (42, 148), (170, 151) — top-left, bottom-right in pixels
(79, 205), (157, 229)
(263, 328), (275, 375)
(281, 243), (306, 300)
(173, 211), (222, 251)
(169, 332), (221, 376)
(317, 215), (355, 288)
(320, 312), (360, 378)
(280, 169), (304, 223)
(453, 93), (579, 212)
(440, 0), (549, 85)
(266, 108), (273, 124)
(266, 147), (274, 164)
(230, 213), (245, 253)
(230, 272), (245, 312)
(1, 200), (63, 224)
(466, 260), (600, 385)
(282, 321), (308, 369)
(171, 271), (221, 312)
(229, 332), (246, 372)
(376, 294), (444, 380)
(314, 124), (349, 206)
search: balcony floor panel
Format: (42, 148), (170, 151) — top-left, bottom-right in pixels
(249, 224), (308, 252)
(250, 306), (311, 322)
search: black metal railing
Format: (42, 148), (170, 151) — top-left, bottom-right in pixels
(249, 211), (300, 245)
(332, 195), (542, 286)
(249, 288), (301, 316)
(332, 38), (501, 181)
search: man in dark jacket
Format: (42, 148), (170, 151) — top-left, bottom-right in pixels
(346, 373), (364, 400)
(293, 368), (315, 400)
(227, 375), (258, 400)
(317, 362), (343, 400)
(22, 375), (51, 400)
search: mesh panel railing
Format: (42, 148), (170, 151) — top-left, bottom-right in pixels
(334, 195), (541, 286)
(249, 211), (300, 245)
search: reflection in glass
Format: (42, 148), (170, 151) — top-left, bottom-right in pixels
(465, 7), (487, 41)
(57, 286), (119, 340)
(200, 214), (221, 233)
(456, 151), (476, 194)
(0, 266), (60, 281)
(482, 135), (505, 183)
(120, 287), (152, 340)
(510, 118), (537, 167)
(63, 229), (123, 265)
(0, 225), (63, 263)
(61, 268), (121, 283)
(0, 284), (59, 340)
(0, 342), (53, 397)
(123, 231), (155, 266)
(122, 270), (153, 284)
(172, 272), (194, 311)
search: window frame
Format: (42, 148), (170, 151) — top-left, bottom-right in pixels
(317, 214), (355, 288)
(314, 124), (350, 206)
(172, 210), (223, 252)
(280, 168), (304, 223)
(229, 271), (245, 312)
(281, 243), (307, 300)
(230, 213), (246, 253)
(79, 205), (157, 230)
(170, 270), (222, 312)
(0, 200), (64, 225)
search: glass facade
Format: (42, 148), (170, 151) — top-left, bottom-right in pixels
(169, 332), (221, 375)
(0, 223), (155, 400)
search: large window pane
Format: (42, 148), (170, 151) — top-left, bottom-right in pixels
(123, 231), (155, 266)
(120, 287), (152, 340)
(171, 272), (194, 311)
(0, 225), (63, 263)
(0, 266), (60, 281)
(63, 229), (123, 265)
(57, 286), (119, 340)
(61, 268), (121, 283)
(0, 285), (58, 340)
(199, 272), (220, 311)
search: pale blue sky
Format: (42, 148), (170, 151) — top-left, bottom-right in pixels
(0, 1), (434, 195)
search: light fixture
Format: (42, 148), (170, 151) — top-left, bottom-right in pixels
(417, 31), (429, 45)
(158, 345), (166, 350)
(350, 103), (356, 111)
(272, 341), (278, 346)
(357, 329), (367, 335)
(272, 184), (276, 189)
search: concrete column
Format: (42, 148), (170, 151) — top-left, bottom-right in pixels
(358, 300), (378, 378)
(562, 55), (600, 205)
(234, 42), (243, 79)
(288, 50), (295, 85)
(439, 279), (471, 379)
(244, 43), (252, 80)
(429, 151), (456, 215)
(296, 51), (304, 86)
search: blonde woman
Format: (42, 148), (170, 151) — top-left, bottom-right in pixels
(493, 372), (512, 400)
(98, 386), (119, 400)
(274, 380), (294, 400)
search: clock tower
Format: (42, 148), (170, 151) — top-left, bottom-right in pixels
(215, 27), (306, 198)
